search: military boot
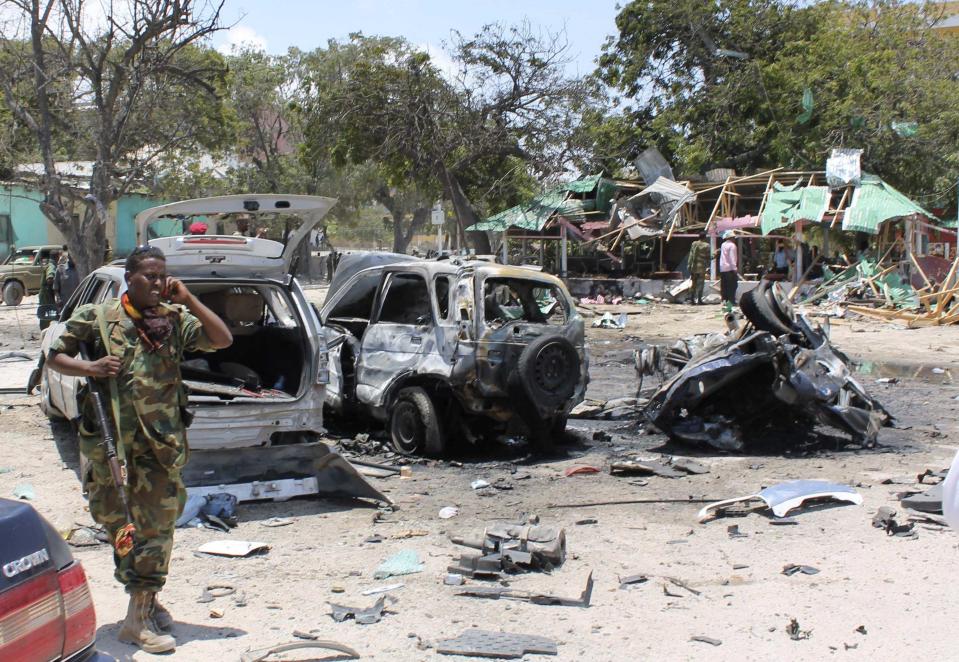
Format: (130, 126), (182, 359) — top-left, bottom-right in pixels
(151, 593), (174, 632)
(118, 591), (176, 653)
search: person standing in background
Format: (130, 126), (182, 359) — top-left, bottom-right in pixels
(686, 231), (711, 305)
(719, 231), (740, 313)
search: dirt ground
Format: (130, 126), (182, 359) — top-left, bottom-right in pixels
(1, 290), (958, 661)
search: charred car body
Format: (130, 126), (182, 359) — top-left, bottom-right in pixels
(643, 280), (891, 451)
(321, 252), (588, 455)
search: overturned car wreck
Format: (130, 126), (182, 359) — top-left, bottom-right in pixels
(643, 281), (891, 451)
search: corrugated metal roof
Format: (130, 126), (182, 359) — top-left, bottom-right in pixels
(842, 174), (933, 234)
(760, 182), (829, 234)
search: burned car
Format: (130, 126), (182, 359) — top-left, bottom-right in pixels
(643, 280), (891, 451)
(321, 252), (588, 455)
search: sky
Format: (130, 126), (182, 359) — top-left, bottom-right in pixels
(211, 0), (622, 77)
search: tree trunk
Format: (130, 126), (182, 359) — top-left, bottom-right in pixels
(439, 167), (491, 254)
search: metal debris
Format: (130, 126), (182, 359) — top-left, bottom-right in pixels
(436, 629), (558, 658)
(782, 564), (820, 576)
(454, 571), (593, 608)
(328, 595), (393, 625)
(697, 480), (863, 522)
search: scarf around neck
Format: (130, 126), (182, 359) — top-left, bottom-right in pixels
(121, 293), (173, 352)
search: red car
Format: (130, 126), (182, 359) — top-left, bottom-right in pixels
(0, 498), (110, 661)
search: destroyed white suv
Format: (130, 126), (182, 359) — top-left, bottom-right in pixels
(321, 252), (589, 455)
(36, 195), (387, 504)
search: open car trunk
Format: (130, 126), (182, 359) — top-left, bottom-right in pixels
(182, 281), (310, 404)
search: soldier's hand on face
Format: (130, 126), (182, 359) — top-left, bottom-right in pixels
(88, 356), (121, 378)
(164, 277), (191, 305)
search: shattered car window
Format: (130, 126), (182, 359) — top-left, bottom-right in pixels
(328, 270), (380, 321)
(379, 273), (432, 325)
(261, 288), (297, 328)
(435, 276), (451, 320)
(482, 278), (568, 327)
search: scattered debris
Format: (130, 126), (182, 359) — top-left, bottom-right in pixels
(769, 517), (799, 526)
(727, 525), (747, 539)
(444, 573), (465, 586)
(664, 577), (701, 596)
(197, 584), (236, 603)
(436, 629), (558, 659)
(782, 564), (820, 576)
(12, 483), (35, 500)
(900, 483), (943, 513)
(361, 583), (405, 596)
(196, 541), (270, 558)
(592, 312), (628, 329)
(449, 523), (566, 577)
(564, 465), (600, 477)
(65, 525), (106, 547)
(471, 479), (491, 490)
(690, 636), (722, 647)
(373, 550), (424, 579)
(329, 595), (393, 625)
(786, 617), (812, 641)
(856, 625), (868, 635)
(177, 493), (239, 531)
(259, 517), (294, 528)
(609, 459), (685, 479)
(697, 480), (863, 522)
(872, 507), (917, 538)
(575, 518), (598, 525)
(618, 574), (649, 589)
(209, 608), (224, 618)
(240, 640), (360, 662)
(439, 506), (460, 519)
(455, 571), (593, 608)
(644, 282), (891, 451)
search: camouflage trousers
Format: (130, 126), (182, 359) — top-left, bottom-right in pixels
(79, 428), (185, 593)
(689, 273), (706, 303)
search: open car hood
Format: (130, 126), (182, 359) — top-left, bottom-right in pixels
(135, 194), (336, 277)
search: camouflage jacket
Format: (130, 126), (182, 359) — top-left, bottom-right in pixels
(688, 240), (711, 275)
(49, 299), (217, 468)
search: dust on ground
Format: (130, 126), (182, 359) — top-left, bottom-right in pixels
(1, 293), (957, 661)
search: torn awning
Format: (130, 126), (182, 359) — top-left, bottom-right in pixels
(469, 174), (618, 233)
(842, 174), (934, 235)
(760, 182), (829, 234)
(468, 189), (569, 232)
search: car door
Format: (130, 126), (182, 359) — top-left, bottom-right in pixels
(50, 275), (119, 419)
(355, 271), (434, 406)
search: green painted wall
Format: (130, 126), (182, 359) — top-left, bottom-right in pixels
(0, 184), (53, 255)
(0, 183), (166, 259)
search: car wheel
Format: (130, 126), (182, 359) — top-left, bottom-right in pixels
(516, 334), (579, 411)
(740, 282), (794, 336)
(3, 281), (25, 306)
(389, 387), (444, 456)
(39, 365), (65, 420)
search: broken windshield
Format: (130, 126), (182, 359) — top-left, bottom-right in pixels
(482, 278), (567, 327)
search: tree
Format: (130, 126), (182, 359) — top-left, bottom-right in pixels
(301, 26), (592, 252)
(597, 0), (959, 208)
(0, 0), (233, 275)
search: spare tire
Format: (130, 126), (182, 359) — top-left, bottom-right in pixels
(740, 282), (793, 336)
(516, 334), (579, 411)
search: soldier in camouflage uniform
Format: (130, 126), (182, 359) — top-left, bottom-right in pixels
(38, 258), (57, 330)
(48, 245), (232, 653)
(686, 231), (712, 305)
